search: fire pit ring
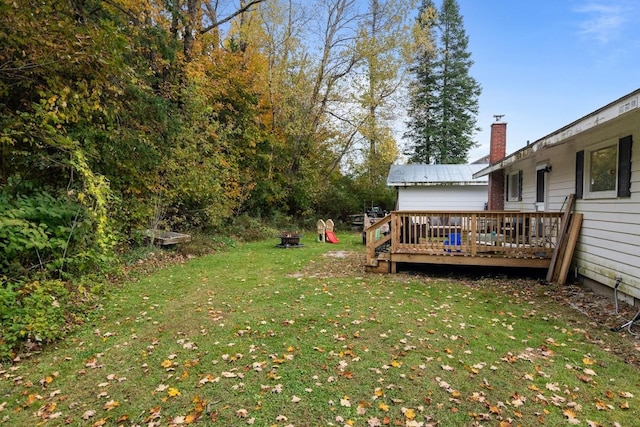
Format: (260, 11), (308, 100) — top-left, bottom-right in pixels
(276, 232), (304, 248)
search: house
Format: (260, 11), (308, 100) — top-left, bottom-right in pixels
(387, 164), (488, 211)
(474, 88), (640, 305)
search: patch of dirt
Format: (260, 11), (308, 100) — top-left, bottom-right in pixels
(288, 250), (366, 279)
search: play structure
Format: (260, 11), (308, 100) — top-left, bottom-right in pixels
(316, 219), (339, 243)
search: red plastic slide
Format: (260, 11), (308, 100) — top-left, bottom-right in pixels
(325, 231), (339, 243)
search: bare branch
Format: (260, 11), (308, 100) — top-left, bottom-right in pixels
(200, 0), (267, 35)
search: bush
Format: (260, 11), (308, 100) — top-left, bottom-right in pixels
(0, 284), (22, 359)
(222, 214), (281, 242)
(0, 180), (114, 360)
(0, 180), (113, 282)
(0, 279), (85, 360)
(20, 280), (71, 342)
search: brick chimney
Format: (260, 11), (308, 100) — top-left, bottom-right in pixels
(487, 119), (507, 210)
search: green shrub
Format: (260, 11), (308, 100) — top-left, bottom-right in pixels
(0, 284), (23, 359)
(0, 279), (96, 360)
(0, 180), (115, 360)
(0, 180), (114, 281)
(222, 214), (281, 242)
(19, 280), (70, 342)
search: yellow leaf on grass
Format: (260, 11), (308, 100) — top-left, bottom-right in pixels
(168, 387), (181, 397)
(378, 402), (390, 412)
(403, 408), (416, 419)
(582, 357), (595, 365)
(161, 360), (173, 369)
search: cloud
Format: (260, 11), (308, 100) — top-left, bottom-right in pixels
(574, 1), (632, 44)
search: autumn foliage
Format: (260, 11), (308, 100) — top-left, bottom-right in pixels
(0, 0), (408, 357)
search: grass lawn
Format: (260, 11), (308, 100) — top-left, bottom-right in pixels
(1, 232), (639, 427)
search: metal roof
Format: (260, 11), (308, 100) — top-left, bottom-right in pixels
(387, 164), (489, 187)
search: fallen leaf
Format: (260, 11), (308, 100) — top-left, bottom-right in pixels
(168, 387), (181, 397)
(402, 407), (416, 419)
(103, 400), (119, 411)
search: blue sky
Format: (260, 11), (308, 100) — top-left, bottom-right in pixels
(452, 0), (640, 161)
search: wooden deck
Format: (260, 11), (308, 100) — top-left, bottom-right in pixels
(364, 211), (566, 273)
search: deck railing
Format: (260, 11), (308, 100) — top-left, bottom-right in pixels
(365, 211), (565, 267)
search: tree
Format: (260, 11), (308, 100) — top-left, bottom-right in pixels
(352, 0), (414, 189)
(404, 0), (481, 164)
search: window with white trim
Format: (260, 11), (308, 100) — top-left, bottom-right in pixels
(576, 135), (633, 199)
(588, 143), (617, 195)
(505, 170), (522, 202)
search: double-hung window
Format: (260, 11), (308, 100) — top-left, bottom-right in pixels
(576, 135), (632, 199)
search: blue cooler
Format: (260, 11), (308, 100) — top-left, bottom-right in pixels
(444, 233), (461, 252)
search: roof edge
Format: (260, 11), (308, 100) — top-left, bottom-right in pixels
(473, 88), (640, 178)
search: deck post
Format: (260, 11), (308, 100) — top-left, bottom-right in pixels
(470, 213), (477, 256)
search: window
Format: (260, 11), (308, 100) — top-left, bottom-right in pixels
(505, 170), (522, 202)
(576, 135), (632, 199)
(536, 167), (546, 203)
(589, 144), (617, 193)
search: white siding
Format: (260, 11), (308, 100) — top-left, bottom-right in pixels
(504, 109), (640, 301)
(397, 185), (488, 210)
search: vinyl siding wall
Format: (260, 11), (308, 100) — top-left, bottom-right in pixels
(397, 185), (488, 211)
(503, 110), (640, 302)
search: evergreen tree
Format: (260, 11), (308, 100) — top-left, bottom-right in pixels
(404, 0), (481, 164)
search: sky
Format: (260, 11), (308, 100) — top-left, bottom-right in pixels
(448, 0), (640, 161)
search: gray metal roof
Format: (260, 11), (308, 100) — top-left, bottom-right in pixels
(387, 164), (489, 187)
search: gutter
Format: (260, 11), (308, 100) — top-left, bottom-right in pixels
(473, 88), (640, 179)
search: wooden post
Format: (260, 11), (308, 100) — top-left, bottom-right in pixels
(556, 213), (583, 285)
(546, 194), (576, 283)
